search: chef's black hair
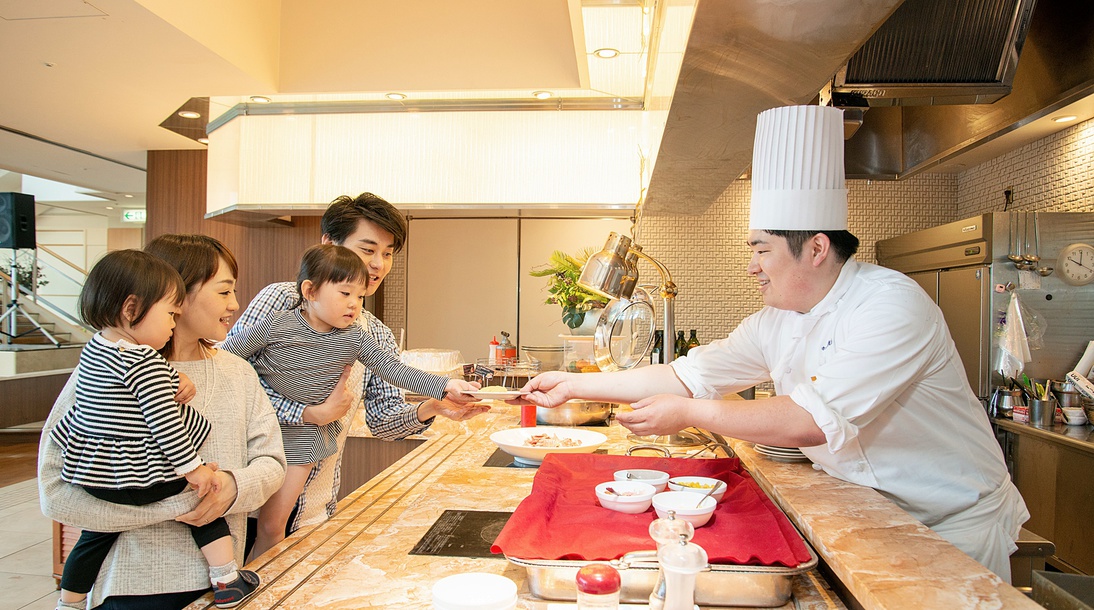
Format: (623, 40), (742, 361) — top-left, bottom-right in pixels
(765, 230), (859, 263)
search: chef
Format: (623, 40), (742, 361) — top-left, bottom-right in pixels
(521, 105), (1030, 581)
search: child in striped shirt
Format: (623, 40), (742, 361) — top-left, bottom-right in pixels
(221, 244), (482, 558)
(49, 250), (259, 610)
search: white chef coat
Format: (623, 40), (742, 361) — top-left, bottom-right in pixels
(671, 259), (1029, 579)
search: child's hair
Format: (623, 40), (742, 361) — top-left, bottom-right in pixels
(294, 244), (370, 307)
(79, 250), (186, 330)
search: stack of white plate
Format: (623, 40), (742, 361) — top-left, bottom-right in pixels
(753, 444), (810, 462)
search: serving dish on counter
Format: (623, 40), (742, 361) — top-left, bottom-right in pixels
(508, 546), (818, 606)
(489, 427), (607, 465)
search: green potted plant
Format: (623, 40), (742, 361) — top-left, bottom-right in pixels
(529, 249), (609, 330)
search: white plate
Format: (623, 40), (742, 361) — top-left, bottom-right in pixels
(753, 444), (810, 462)
(490, 426), (607, 465)
(462, 389), (527, 400)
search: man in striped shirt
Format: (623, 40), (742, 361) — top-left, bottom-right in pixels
(227, 192), (486, 535)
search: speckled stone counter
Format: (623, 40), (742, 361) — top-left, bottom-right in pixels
(187, 404), (1034, 609)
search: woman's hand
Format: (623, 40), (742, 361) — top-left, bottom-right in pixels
(175, 372), (197, 404)
(176, 470), (237, 526)
(303, 365), (355, 426)
(442, 379), (481, 404)
(418, 398), (491, 423)
(615, 394), (693, 436)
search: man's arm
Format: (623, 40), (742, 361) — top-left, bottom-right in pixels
(520, 364), (690, 408)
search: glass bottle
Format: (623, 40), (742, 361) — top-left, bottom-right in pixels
(674, 331), (686, 359)
(685, 329), (700, 355)
(650, 330), (664, 364)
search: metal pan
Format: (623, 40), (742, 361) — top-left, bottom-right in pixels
(535, 400), (613, 426)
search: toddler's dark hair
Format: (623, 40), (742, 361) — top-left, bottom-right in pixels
(294, 244), (369, 307)
(79, 250), (186, 330)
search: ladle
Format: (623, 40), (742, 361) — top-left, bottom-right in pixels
(694, 482), (723, 508)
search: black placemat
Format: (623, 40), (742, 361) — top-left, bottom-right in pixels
(409, 510), (512, 558)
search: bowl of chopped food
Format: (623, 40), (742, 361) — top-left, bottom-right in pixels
(594, 480), (656, 514)
(667, 476), (727, 503)
(613, 469), (670, 492)
(489, 426), (608, 466)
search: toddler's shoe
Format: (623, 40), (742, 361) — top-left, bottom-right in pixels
(214, 569), (260, 608)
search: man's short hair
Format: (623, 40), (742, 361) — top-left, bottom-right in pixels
(322, 192), (408, 253)
(765, 230), (860, 263)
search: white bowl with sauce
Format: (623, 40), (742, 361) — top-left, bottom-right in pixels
(490, 427), (607, 465)
(595, 480), (656, 514)
(613, 469), (670, 492)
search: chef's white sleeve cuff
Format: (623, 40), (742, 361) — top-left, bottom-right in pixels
(789, 383), (857, 453)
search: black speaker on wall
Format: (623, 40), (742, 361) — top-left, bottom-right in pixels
(0, 192), (36, 250)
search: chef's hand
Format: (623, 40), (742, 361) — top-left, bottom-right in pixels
(303, 365), (355, 426)
(176, 470), (236, 526)
(418, 398), (491, 423)
(514, 371), (577, 408)
(175, 372), (197, 404)
(615, 394), (692, 436)
(442, 379), (482, 405)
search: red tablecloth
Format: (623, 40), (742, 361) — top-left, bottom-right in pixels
(491, 453), (811, 567)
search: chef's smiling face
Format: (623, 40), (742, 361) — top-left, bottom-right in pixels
(746, 230), (817, 313)
(325, 219), (396, 298)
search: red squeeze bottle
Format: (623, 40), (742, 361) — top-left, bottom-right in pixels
(520, 404), (537, 427)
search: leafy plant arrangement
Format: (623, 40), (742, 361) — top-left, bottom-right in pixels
(529, 249), (609, 329)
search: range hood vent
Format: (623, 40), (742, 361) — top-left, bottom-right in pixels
(831, 0), (1038, 106)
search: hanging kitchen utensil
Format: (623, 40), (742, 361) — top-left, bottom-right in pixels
(592, 294), (655, 371)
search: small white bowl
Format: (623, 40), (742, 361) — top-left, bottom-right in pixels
(595, 480), (656, 514)
(667, 476), (726, 503)
(652, 491), (716, 527)
(613, 469), (670, 492)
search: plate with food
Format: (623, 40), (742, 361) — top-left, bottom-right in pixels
(489, 426), (608, 465)
(462, 385), (527, 400)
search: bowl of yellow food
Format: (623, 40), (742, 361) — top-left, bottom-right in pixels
(667, 476), (726, 503)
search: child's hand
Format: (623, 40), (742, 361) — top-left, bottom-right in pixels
(175, 372), (197, 404)
(443, 379), (481, 404)
(184, 464), (220, 498)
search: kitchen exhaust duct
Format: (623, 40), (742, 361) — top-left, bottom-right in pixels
(831, 0), (1038, 106)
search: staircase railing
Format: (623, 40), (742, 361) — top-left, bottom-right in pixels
(2, 247), (94, 345)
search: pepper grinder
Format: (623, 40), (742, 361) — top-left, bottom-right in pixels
(657, 534), (708, 610)
(647, 510), (694, 610)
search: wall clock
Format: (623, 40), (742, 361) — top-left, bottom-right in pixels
(1058, 242), (1094, 286)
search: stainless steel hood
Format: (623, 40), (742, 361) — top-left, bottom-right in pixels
(845, 0), (1094, 178)
(831, 0), (1038, 107)
(644, 0), (1094, 211)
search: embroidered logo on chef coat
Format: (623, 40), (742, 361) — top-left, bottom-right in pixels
(820, 339), (833, 351)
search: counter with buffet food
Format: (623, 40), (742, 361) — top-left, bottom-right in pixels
(189, 404), (1035, 609)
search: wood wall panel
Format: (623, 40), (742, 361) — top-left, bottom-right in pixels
(146, 150), (324, 312)
(0, 372), (71, 428)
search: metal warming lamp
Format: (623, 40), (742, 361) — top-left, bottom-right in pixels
(578, 231), (677, 364)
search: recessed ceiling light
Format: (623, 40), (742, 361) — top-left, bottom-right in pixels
(532, 91), (553, 100)
(249, 95), (272, 104)
(177, 110), (201, 119)
(197, 137), (210, 144)
(123, 194), (134, 198)
(593, 48), (619, 59)
(105, 206), (114, 210)
(386, 92), (407, 100)
(1053, 115), (1078, 123)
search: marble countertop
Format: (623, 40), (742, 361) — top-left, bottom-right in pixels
(199, 404), (1036, 609)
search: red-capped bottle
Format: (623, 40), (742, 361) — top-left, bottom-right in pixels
(576, 563), (621, 609)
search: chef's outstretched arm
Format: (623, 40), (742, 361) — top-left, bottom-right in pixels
(519, 364), (689, 408)
(617, 393), (826, 448)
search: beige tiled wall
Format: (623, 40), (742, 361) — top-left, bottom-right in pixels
(384, 117), (1094, 348)
(958, 118), (1094, 217)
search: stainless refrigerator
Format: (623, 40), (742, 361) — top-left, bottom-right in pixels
(876, 212), (1094, 401)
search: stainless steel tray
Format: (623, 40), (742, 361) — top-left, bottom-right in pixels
(508, 545), (818, 607)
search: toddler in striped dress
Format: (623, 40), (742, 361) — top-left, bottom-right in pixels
(220, 244), (480, 557)
(49, 250), (259, 610)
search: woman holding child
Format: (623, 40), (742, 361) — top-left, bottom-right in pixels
(39, 234), (286, 609)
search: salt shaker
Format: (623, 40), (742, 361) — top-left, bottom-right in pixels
(575, 563), (621, 609)
(648, 510), (694, 610)
(657, 534), (708, 610)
